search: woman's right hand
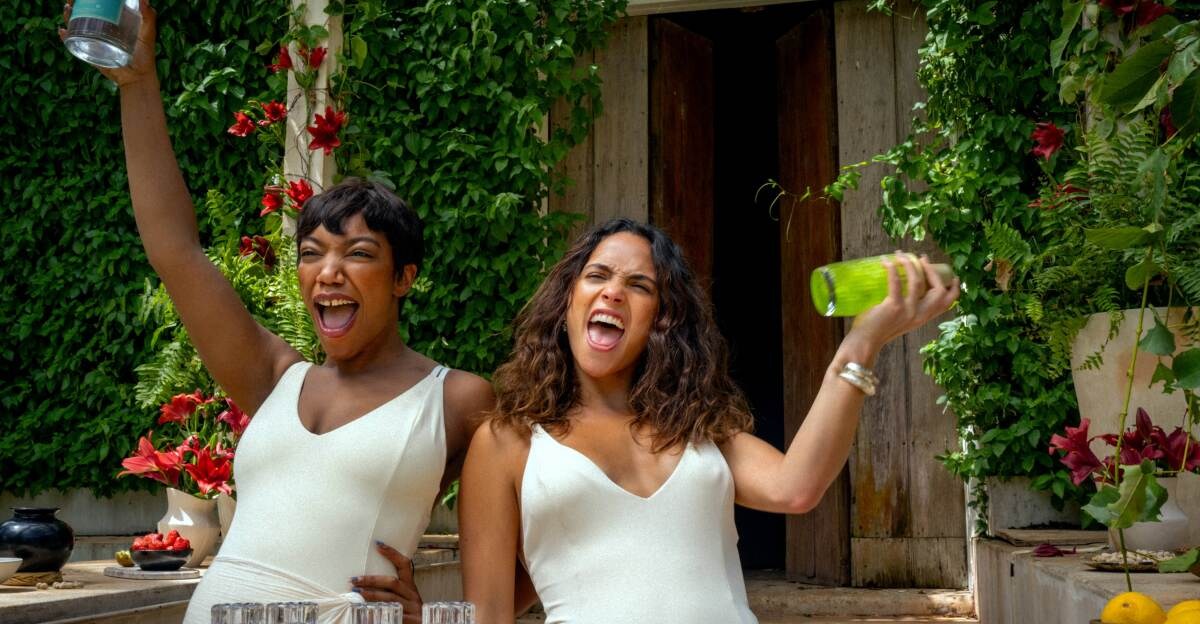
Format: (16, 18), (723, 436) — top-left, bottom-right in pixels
(60, 0), (159, 87)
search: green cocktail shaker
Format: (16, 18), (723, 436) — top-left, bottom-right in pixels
(810, 254), (956, 317)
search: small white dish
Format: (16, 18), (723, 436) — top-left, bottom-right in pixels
(0, 557), (22, 584)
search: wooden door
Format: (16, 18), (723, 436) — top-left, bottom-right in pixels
(776, 7), (848, 586)
(649, 18), (715, 284)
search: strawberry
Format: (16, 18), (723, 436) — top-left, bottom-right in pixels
(173, 537), (190, 551)
(132, 537), (145, 551)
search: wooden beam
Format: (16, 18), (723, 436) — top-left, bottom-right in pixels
(284, 0), (341, 220)
(593, 17), (650, 224)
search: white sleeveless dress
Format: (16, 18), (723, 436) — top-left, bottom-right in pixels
(521, 425), (758, 624)
(183, 361), (448, 624)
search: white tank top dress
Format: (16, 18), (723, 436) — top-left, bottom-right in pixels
(521, 424), (758, 624)
(183, 361), (449, 624)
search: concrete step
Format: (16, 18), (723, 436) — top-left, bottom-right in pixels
(746, 573), (974, 619)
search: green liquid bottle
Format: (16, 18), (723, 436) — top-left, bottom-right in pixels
(810, 254), (956, 317)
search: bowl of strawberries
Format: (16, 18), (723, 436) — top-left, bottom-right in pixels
(129, 530), (192, 571)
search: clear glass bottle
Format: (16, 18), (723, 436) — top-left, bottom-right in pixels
(810, 254), (956, 317)
(63, 0), (141, 69)
(421, 601), (476, 624)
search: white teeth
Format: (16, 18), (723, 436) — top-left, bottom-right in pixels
(589, 313), (624, 330)
(317, 299), (355, 307)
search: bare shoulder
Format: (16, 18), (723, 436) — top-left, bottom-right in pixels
(443, 369), (495, 428)
(469, 418), (531, 457)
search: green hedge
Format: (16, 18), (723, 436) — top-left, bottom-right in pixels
(1, 0), (623, 496)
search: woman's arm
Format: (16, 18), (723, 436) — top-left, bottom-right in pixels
(66, 1), (300, 412)
(721, 253), (959, 514)
(460, 423), (529, 624)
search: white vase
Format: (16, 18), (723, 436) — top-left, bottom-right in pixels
(1108, 476), (1190, 552)
(157, 487), (220, 568)
(216, 493), (236, 539)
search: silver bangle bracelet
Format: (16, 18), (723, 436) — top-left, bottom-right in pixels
(838, 362), (878, 396)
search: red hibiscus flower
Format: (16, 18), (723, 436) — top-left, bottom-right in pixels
(261, 191), (283, 217)
(1136, 1), (1171, 26)
(158, 391), (204, 425)
(305, 46), (327, 70)
(268, 46), (293, 73)
(1048, 418), (1104, 486)
(118, 434), (182, 487)
(285, 179), (314, 210)
(1031, 122), (1065, 161)
(239, 235), (277, 268)
(217, 398), (251, 437)
(1099, 0), (1137, 15)
(258, 101), (287, 126)
(227, 112), (256, 137)
(183, 446), (233, 496)
(307, 106), (347, 155)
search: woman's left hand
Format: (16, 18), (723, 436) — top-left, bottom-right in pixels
(849, 251), (960, 350)
(351, 541), (422, 623)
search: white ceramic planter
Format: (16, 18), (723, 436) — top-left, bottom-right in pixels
(157, 488), (220, 568)
(1108, 476), (1190, 552)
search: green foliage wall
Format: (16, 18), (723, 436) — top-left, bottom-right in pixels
(2, 0), (623, 496)
(1, 2), (276, 495)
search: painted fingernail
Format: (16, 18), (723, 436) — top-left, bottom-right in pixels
(351, 587), (361, 594)
(350, 576), (359, 583)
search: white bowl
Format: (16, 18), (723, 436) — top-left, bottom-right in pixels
(0, 557), (21, 584)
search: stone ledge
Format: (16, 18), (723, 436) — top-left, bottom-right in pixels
(745, 573), (974, 618)
(974, 536), (1200, 623)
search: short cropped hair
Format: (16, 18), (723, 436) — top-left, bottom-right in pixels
(295, 178), (424, 276)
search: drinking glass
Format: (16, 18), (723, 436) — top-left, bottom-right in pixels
(351, 602), (404, 624)
(211, 602), (265, 624)
(421, 601), (475, 624)
(265, 601), (318, 624)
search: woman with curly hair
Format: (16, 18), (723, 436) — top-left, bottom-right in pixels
(459, 218), (959, 623)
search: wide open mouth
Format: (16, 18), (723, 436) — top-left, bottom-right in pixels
(586, 311), (625, 350)
(315, 297), (359, 336)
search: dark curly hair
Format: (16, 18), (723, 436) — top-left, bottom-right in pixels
(491, 218), (754, 451)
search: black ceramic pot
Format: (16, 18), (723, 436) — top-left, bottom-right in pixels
(0, 508), (75, 572)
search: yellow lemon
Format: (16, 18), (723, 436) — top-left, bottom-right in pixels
(1168, 601), (1200, 618)
(1101, 592), (1167, 624)
(1165, 612), (1200, 624)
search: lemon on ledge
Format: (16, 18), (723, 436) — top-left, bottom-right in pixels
(1101, 592), (1167, 624)
(1166, 601), (1200, 624)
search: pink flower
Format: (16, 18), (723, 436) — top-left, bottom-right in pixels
(227, 112), (256, 138)
(307, 106), (347, 155)
(158, 391), (203, 425)
(1049, 418), (1104, 486)
(1031, 122), (1065, 161)
(1099, 0), (1137, 15)
(306, 46), (327, 69)
(217, 398), (251, 437)
(239, 235), (276, 268)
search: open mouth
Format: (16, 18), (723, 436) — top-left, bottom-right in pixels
(586, 311), (625, 351)
(315, 297), (359, 337)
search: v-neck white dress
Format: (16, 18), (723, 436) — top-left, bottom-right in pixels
(521, 424), (757, 624)
(183, 361), (448, 624)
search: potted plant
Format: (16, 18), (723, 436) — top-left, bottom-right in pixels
(118, 390), (246, 567)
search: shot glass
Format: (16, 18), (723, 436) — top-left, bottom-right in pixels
(351, 601), (404, 624)
(211, 602), (265, 624)
(421, 601), (475, 624)
(265, 601), (319, 624)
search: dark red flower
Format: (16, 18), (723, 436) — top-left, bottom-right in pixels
(307, 106), (347, 155)
(217, 398), (251, 437)
(261, 191), (283, 217)
(1161, 108), (1178, 138)
(183, 446), (233, 496)
(1033, 543), (1076, 557)
(1032, 122), (1065, 161)
(1161, 427), (1200, 472)
(227, 112), (256, 138)
(118, 434), (182, 487)
(258, 101), (287, 126)
(239, 235), (276, 268)
(285, 179), (314, 210)
(306, 46), (327, 69)
(268, 46), (293, 73)
(1099, 0), (1137, 15)
(1136, 1), (1172, 27)
(1049, 418), (1104, 486)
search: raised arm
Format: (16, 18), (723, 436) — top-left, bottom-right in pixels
(721, 253), (960, 514)
(66, 0), (299, 413)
